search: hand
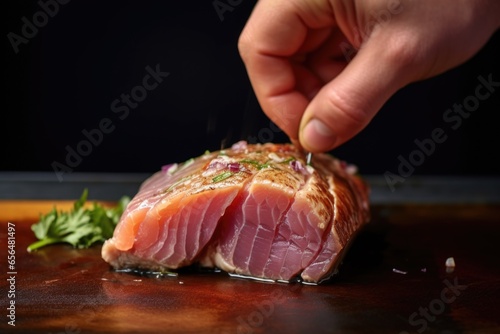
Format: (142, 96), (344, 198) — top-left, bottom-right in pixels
(238, 0), (500, 152)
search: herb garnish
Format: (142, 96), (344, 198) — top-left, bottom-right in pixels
(27, 189), (130, 252)
(163, 176), (192, 194)
(239, 159), (270, 170)
(181, 158), (194, 169)
(212, 171), (234, 183)
(281, 157), (296, 163)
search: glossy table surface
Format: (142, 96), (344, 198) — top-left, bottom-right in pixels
(0, 173), (499, 333)
(0, 172), (500, 334)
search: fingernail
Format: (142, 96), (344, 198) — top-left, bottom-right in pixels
(301, 118), (337, 152)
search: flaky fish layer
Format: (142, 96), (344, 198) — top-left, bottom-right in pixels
(101, 141), (369, 283)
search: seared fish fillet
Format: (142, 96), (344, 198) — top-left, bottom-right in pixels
(102, 141), (369, 283)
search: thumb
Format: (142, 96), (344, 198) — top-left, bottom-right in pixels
(299, 35), (415, 153)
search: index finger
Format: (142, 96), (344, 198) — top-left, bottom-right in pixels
(238, 0), (336, 142)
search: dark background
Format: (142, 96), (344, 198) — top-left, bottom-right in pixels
(4, 1), (500, 179)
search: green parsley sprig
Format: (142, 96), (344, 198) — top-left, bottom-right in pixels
(27, 189), (130, 252)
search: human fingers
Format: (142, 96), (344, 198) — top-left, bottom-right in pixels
(299, 33), (416, 152)
(238, 0), (335, 142)
(299, 0), (500, 153)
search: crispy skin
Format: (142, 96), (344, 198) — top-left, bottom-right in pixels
(102, 141), (370, 283)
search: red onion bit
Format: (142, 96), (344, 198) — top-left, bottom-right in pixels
(290, 160), (305, 173)
(340, 160), (358, 175)
(231, 140), (248, 152)
(207, 159), (226, 171)
(207, 158), (241, 173)
(227, 162), (241, 172)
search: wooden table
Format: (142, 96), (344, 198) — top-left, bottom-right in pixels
(1, 200), (499, 333)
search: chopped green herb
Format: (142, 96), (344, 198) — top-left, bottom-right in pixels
(27, 189), (130, 252)
(281, 157), (296, 163)
(166, 164), (178, 175)
(239, 159), (258, 165)
(260, 163), (270, 169)
(239, 159), (270, 170)
(163, 176), (191, 194)
(212, 171), (234, 183)
(182, 158), (194, 168)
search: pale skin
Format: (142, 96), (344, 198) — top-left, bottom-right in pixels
(238, 0), (500, 153)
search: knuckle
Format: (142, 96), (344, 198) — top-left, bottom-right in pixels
(237, 32), (253, 63)
(382, 31), (422, 70)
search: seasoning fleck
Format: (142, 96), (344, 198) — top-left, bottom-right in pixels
(392, 268), (408, 275)
(306, 152), (312, 165)
(445, 257), (456, 273)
